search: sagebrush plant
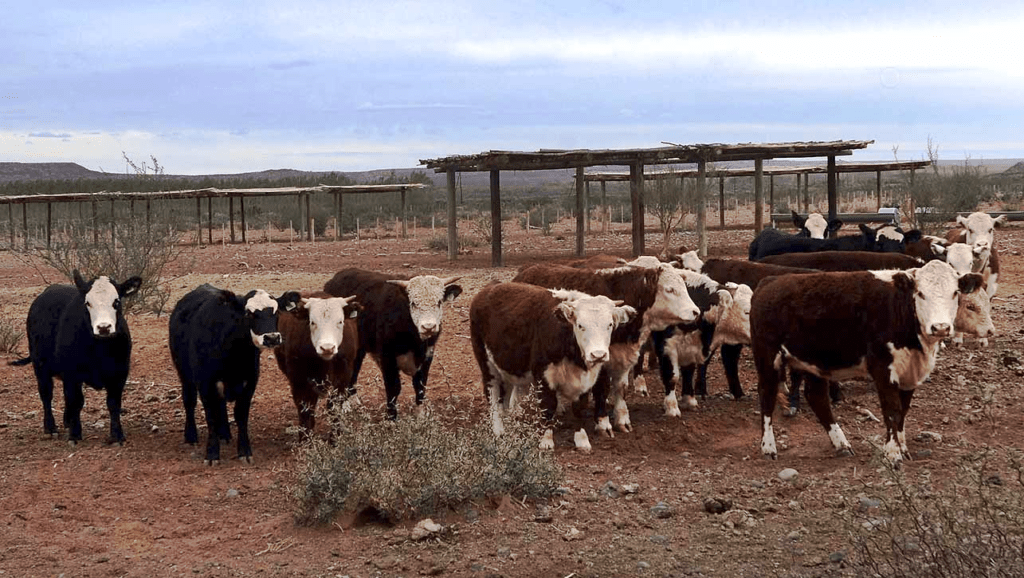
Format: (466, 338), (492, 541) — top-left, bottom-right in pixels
(292, 396), (562, 525)
(847, 448), (1024, 577)
(424, 234), (483, 252)
(0, 316), (24, 354)
(33, 220), (192, 315)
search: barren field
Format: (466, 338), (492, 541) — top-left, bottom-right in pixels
(0, 216), (1022, 578)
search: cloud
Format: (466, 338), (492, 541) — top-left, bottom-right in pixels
(28, 131), (72, 138)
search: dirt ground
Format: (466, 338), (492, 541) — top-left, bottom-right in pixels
(0, 216), (1022, 578)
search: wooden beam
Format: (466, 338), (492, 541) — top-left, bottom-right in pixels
(876, 170), (882, 212)
(696, 160), (707, 258)
(229, 196), (235, 243)
(490, 170), (502, 267)
(630, 163), (644, 256)
(719, 176), (726, 229)
(447, 167), (457, 262)
(401, 189), (408, 239)
(827, 155), (837, 221)
(754, 159), (764, 232)
(576, 167), (585, 256)
(601, 181), (607, 234)
(240, 196), (246, 243)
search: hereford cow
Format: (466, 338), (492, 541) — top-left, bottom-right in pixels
(513, 261), (700, 434)
(751, 260), (983, 467)
(946, 211), (1006, 299)
(873, 224), (924, 254)
(10, 270), (141, 445)
(652, 271), (753, 415)
(904, 234), (950, 262)
(275, 292), (362, 432)
(323, 269), (462, 419)
(759, 250), (923, 272)
(471, 282), (636, 450)
(169, 284), (301, 465)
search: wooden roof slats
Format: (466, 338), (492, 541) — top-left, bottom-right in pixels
(0, 183), (428, 205)
(581, 160), (933, 181)
(420, 140), (875, 173)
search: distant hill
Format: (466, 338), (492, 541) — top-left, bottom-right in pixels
(999, 161), (1024, 176)
(0, 162), (109, 183)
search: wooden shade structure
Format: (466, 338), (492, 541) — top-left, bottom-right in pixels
(421, 140), (873, 265)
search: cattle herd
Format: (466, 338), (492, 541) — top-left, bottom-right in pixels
(8, 210), (1006, 469)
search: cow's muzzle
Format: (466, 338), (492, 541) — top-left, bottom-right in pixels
(929, 323), (951, 338)
(260, 332), (283, 348)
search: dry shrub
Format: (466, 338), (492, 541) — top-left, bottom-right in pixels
(848, 448), (1024, 577)
(424, 234), (483, 252)
(292, 397), (562, 525)
(0, 316), (24, 354)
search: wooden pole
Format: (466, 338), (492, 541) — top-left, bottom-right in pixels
(803, 173), (810, 213)
(696, 160), (708, 257)
(334, 193), (341, 241)
(827, 155), (838, 221)
(601, 181), (608, 234)
(490, 170), (502, 267)
(401, 189), (408, 239)
(92, 201), (99, 244)
(208, 197), (213, 245)
(719, 176), (726, 229)
(146, 199), (151, 237)
(46, 203), (52, 249)
(769, 174), (775, 217)
(753, 159), (764, 232)
(584, 180), (591, 235)
(305, 193), (312, 241)
(630, 162), (645, 256)
(8, 204), (13, 248)
(240, 196), (247, 243)
(576, 167), (585, 256)
(876, 170), (883, 211)
(110, 200), (115, 246)
(229, 196), (235, 243)
(447, 168), (457, 261)
(195, 198), (201, 246)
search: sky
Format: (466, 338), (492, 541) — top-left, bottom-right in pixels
(3, 1), (1024, 175)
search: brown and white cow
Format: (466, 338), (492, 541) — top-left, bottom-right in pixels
(792, 210), (843, 239)
(470, 282), (636, 451)
(943, 242), (996, 346)
(759, 250), (924, 272)
(751, 260), (983, 467)
(275, 292), (361, 432)
(946, 211), (1006, 299)
(513, 261), (701, 435)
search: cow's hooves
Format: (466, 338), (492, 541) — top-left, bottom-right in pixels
(665, 408), (682, 418)
(615, 424), (632, 433)
(836, 447), (854, 458)
(762, 452), (777, 461)
(240, 456), (254, 465)
(204, 459), (220, 467)
(783, 407), (798, 418)
(108, 439), (125, 447)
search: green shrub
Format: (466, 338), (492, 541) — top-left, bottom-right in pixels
(292, 399), (562, 525)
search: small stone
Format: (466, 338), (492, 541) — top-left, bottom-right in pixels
(787, 530), (801, 541)
(703, 497), (732, 515)
(533, 506), (553, 523)
(649, 535), (669, 545)
(226, 488), (240, 498)
(411, 518), (442, 541)
(915, 431), (943, 443)
(554, 486), (571, 495)
(651, 501), (673, 519)
(601, 481), (620, 498)
(150, 424), (159, 433)
(144, 394), (160, 403)
(497, 547), (511, 558)
(750, 480), (765, 489)
(637, 561), (650, 570)
(829, 551), (846, 564)
(778, 468), (799, 482)
(619, 483), (639, 495)
(917, 449), (933, 458)
(465, 509), (480, 523)
(857, 497), (880, 513)
(985, 474), (1003, 486)
(563, 527), (581, 541)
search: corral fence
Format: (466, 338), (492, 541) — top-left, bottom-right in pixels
(0, 184), (429, 250)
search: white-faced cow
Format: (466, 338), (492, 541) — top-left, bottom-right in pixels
(792, 210), (843, 239)
(943, 242), (996, 346)
(651, 270), (753, 415)
(946, 211), (1006, 299)
(169, 284), (301, 465)
(10, 270), (141, 445)
(323, 268), (462, 420)
(471, 282), (636, 451)
(751, 260), (983, 467)
(513, 261), (700, 435)
(275, 292), (362, 432)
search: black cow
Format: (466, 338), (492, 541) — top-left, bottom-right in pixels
(169, 284), (301, 465)
(749, 223), (882, 261)
(10, 270), (141, 445)
(323, 269), (462, 419)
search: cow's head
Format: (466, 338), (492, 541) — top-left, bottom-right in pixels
(943, 242), (992, 275)
(956, 212), (1006, 252)
(73, 270), (142, 337)
(955, 281), (994, 339)
(638, 264), (701, 331)
(708, 282), (753, 349)
(908, 234), (950, 261)
(889, 260), (983, 340)
(388, 275), (462, 340)
(294, 295), (361, 359)
(793, 210), (842, 239)
(672, 250), (704, 272)
(244, 289), (301, 348)
(553, 291), (637, 368)
(871, 224), (917, 253)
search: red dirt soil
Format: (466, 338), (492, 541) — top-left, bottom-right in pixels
(1, 218), (1022, 577)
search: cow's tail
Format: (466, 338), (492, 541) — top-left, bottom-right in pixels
(8, 357), (31, 366)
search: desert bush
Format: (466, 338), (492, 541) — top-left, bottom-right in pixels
(30, 219), (191, 315)
(424, 234), (483, 252)
(847, 448), (1024, 577)
(292, 398), (562, 525)
(0, 316), (24, 354)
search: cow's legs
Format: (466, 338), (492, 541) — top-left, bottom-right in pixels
(785, 369), (804, 417)
(200, 397), (222, 465)
(875, 378), (907, 468)
(897, 389), (915, 457)
(756, 354), (783, 460)
(105, 381), (127, 445)
(234, 394), (254, 463)
(182, 381), (199, 444)
(804, 374), (852, 457)
(591, 370), (614, 437)
(291, 382), (320, 432)
(346, 349), (367, 399)
(720, 344), (745, 400)
(679, 365), (699, 410)
(412, 351), (433, 407)
(35, 369), (57, 436)
(381, 357), (403, 420)
(657, 344), (681, 417)
(63, 381), (86, 444)
(608, 367), (632, 433)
